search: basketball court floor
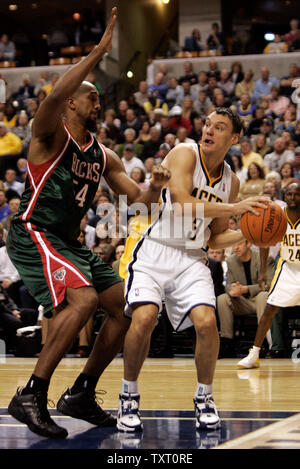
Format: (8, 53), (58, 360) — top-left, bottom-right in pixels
(0, 356), (300, 450)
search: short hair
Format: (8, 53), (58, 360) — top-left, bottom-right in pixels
(213, 107), (244, 135)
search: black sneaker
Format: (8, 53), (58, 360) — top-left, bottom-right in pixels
(57, 388), (116, 427)
(8, 388), (68, 439)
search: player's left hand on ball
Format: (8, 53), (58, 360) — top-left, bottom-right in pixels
(150, 165), (171, 189)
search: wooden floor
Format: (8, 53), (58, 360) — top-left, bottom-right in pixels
(1, 356), (300, 449)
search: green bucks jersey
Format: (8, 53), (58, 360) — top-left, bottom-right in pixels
(14, 124), (107, 244)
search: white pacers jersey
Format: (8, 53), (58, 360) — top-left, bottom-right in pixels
(146, 143), (232, 258)
(268, 209), (300, 307)
(280, 209), (300, 264)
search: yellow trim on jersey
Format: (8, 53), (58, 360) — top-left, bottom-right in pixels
(285, 207), (300, 230)
(268, 257), (284, 293)
(199, 144), (224, 187)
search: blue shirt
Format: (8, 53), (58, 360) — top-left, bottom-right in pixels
(253, 77), (280, 101)
(0, 204), (10, 222)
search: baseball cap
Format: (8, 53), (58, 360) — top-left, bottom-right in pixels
(159, 143), (171, 151)
(154, 108), (164, 115)
(169, 105), (182, 117)
(124, 143), (134, 151)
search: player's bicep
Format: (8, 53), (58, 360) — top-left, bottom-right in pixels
(103, 149), (141, 202)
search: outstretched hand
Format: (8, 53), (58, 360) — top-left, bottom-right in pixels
(98, 7), (117, 54)
(149, 165), (171, 189)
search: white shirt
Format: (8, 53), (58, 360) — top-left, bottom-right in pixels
(0, 246), (21, 282)
(84, 225), (96, 249)
(4, 180), (24, 196)
(121, 156), (146, 176)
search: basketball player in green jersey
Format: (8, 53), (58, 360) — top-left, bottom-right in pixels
(6, 7), (171, 439)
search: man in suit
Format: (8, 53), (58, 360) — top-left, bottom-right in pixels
(217, 240), (274, 356)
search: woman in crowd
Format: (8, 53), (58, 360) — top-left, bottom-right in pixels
(238, 162), (265, 200)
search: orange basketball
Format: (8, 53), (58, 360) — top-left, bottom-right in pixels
(240, 202), (287, 247)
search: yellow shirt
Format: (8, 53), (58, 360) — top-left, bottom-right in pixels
(241, 151), (264, 169)
(0, 132), (22, 156)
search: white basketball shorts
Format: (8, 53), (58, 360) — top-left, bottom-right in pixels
(124, 238), (216, 331)
(268, 258), (300, 307)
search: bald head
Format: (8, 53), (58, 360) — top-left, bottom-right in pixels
(72, 81), (97, 98)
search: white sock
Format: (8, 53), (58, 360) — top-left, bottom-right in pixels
(122, 379), (138, 394)
(252, 346), (260, 356)
(195, 382), (212, 397)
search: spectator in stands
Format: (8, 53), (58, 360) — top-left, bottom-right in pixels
(238, 162), (265, 199)
(12, 111), (31, 152)
(16, 158), (27, 183)
(143, 93), (168, 117)
(0, 190), (10, 222)
(290, 145), (300, 179)
(120, 108), (142, 135)
(258, 117), (276, 146)
(253, 67), (280, 103)
(141, 126), (163, 161)
(208, 60), (220, 80)
(155, 142), (171, 163)
(0, 123), (22, 176)
(134, 81), (149, 109)
(206, 23), (224, 52)
(229, 61), (244, 87)
(165, 77), (181, 109)
(148, 72), (168, 102)
(0, 34), (16, 61)
(253, 133), (272, 158)
(231, 153), (248, 184)
(218, 69), (235, 97)
(41, 72), (60, 96)
(164, 133), (176, 150)
(158, 115), (174, 140)
(33, 71), (50, 96)
(194, 90), (212, 116)
(275, 108), (296, 133)
(3, 169), (24, 198)
(134, 119), (151, 146)
(175, 127), (195, 145)
(130, 167), (148, 190)
(3, 102), (17, 129)
(1, 197), (20, 230)
(246, 110), (269, 137)
(0, 283), (38, 354)
(280, 63), (300, 98)
(263, 34), (288, 54)
(264, 136), (294, 173)
(176, 80), (198, 106)
(178, 61), (198, 86)
(235, 93), (256, 127)
(181, 96), (197, 122)
(112, 244), (125, 275)
(283, 18), (300, 50)
(117, 128), (142, 158)
(122, 144), (145, 175)
(206, 74), (221, 101)
(191, 71), (208, 94)
(240, 137), (264, 169)
(168, 105), (192, 135)
(14, 74), (35, 105)
(217, 240), (274, 358)
(234, 69), (255, 99)
(279, 161), (297, 192)
(80, 214), (96, 249)
(183, 29), (204, 52)
(269, 85), (290, 117)
(189, 116), (203, 143)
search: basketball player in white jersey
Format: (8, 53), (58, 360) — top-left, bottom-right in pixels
(237, 181), (300, 369)
(116, 108), (270, 432)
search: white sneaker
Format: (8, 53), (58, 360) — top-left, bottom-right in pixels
(193, 394), (221, 430)
(117, 392), (143, 433)
(237, 347), (260, 369)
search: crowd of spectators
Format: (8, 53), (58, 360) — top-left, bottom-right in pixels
(0, 53), (300, 358)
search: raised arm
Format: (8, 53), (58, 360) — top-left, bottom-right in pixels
(31, 8), (117, 145)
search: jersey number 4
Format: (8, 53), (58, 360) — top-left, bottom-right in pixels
(74, 181), (88, 208)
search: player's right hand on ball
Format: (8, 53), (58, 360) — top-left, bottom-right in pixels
(233, 196), (270, 216)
